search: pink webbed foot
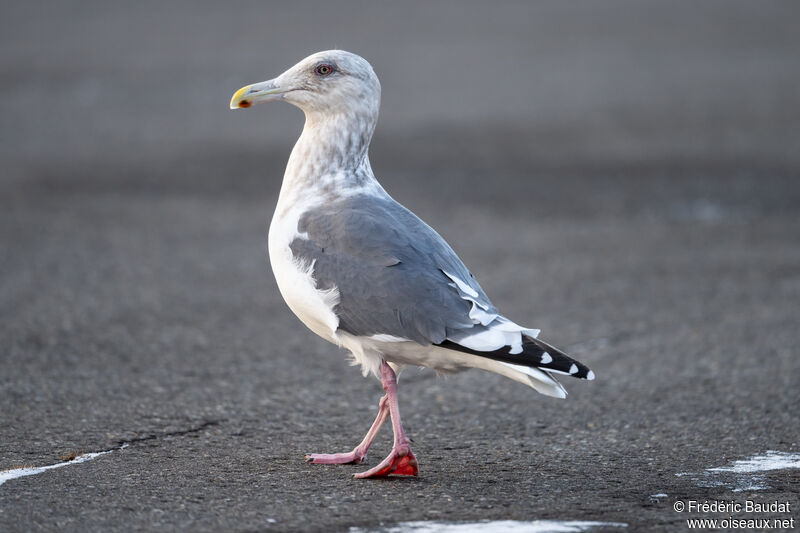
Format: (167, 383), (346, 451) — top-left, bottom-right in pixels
(353, 443), (418, 478)
(306, 362), (419, 479)
(305, 451), (367, 465)
(305, 395), (389, 466)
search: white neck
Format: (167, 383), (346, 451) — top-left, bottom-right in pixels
(276, 108), (384, 211)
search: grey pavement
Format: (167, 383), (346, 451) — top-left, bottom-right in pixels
(1, 2), (799, 532)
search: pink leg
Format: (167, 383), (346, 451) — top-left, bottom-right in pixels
(353, 362), (418, 478)
(305, 394), (389, 464)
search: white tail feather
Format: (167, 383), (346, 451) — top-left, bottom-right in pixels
(498, 362), (568, 398)
(463, 355), (567, 399)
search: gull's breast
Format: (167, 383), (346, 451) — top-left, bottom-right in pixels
(268, 202), (341, 344)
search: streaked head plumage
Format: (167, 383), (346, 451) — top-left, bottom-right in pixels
(230, 50), (380, 115)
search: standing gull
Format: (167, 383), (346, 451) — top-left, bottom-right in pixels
(230, 50), (594, 478)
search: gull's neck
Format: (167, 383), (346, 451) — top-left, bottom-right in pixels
(277, 108), (384, 212)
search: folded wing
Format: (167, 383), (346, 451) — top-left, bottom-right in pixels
(290, 193), (593, 383)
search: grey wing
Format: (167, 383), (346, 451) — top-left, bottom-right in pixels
(289, 194), (503, 345)
(290, 194), (594, 390)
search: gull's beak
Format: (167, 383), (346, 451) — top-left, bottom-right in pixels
(229, 79), (292, 109)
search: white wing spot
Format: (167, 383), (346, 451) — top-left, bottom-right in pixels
(541, 352), (552, 364)
(442, 270), (479, 298)
(468, 304), (497, 326)
(569, 363), (578, 374)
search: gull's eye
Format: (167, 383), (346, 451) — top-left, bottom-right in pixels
(314, 64), (334, 76)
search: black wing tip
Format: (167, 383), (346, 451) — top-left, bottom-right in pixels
(544, 361), (595, 380)
(436, 337), (594, 381)
(528, 336), (594, 380)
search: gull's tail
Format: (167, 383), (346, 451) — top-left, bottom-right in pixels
(436, 335), (594, 398)
(438, 335), (594, 380)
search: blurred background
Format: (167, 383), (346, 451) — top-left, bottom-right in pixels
(1, 1), (799, 531)
(3, 1), (799, 179)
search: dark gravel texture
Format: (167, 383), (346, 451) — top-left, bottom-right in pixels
(1, 2), (798, 532)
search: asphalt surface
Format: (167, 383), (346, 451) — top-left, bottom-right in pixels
(1, 2), (799, 532)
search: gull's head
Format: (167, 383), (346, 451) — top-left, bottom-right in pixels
(230, 50), (380, 116)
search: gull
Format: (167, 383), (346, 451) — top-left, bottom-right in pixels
(230, 50), (594, 478)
